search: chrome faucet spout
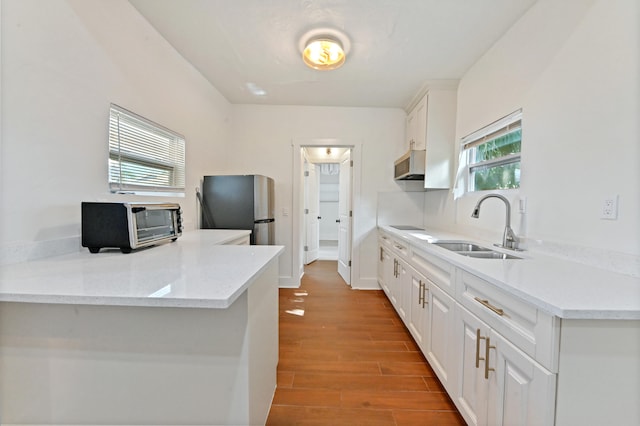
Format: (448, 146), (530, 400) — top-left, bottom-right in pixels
(471, 194), (519, 250)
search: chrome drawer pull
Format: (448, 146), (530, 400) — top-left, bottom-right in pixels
(474, 297), (505, 316)
(418, 281), (424, 305)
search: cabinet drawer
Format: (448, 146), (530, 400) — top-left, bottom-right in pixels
(379, 233), (409, 258)
(410, 246), (454, 296)
(378, 233), (392, 248)
(457, 271), (559, 372)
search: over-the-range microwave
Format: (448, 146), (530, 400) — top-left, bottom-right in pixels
(81, 202), (182, 253)
(394, 149), (426, 180)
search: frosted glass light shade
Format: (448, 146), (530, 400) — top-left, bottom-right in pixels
(302, 37), (345, 70)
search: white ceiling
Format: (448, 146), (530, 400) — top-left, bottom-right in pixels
(129, 0), (537, 109)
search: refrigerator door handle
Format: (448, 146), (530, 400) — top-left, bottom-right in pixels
(196, 188), (214, 228)
(254, 218), (275, 224)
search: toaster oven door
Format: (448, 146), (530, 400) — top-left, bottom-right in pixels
(130, 205), (180, 247)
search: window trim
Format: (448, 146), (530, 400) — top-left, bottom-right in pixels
(108, 104), (185, 195)
(460, 109), (522, 193)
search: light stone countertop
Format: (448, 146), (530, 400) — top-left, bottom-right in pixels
(379, 225), (640, 320)
(0, 230), (283, 309)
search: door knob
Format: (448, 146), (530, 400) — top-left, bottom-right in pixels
(336, 219), (341, 223)
(317, 216), (322, 219)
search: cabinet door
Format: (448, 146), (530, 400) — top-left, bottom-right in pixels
(425, 282), (456, 394)
(396, 259), (409, 322)
(454, 304), (490, 426)
(379, 246), (394, 299)
(406, 107), (417, 148)
(488, 330), (556, 426)
(377, 244), (386, 290)
(407, 267), (427, 348)
(414, 95), (428, 150)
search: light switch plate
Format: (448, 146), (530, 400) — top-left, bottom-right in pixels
(518, 196), (527, 214)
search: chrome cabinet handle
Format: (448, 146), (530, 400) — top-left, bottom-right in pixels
(380, 247), (384, 262)
(418, 281), (424, 306)
(474, 297), (505, 316)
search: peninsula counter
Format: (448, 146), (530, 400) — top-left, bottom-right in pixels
(0, 230), (283, 425)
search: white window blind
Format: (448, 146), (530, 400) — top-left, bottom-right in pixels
(108, 104), (185, 194)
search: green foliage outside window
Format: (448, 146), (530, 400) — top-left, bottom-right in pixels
(473, 162), (520, 191)
(471, 129), (521, 191)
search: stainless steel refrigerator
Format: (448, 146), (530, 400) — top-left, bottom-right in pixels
(200, 175), (275, 245)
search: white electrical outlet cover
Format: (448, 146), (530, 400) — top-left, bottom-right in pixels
(601, 195), (619, 220)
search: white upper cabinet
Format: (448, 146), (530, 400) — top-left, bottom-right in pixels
(404, 87), (457, 189)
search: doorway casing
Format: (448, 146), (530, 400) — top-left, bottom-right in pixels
(291, 138), (361, 288)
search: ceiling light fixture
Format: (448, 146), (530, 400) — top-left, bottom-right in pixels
(299, 28), (350, 71)
(326, 148), (332, 155)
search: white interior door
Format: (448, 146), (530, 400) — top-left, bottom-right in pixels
(337, 150), (352, 285)
(304, 162), (319, 264)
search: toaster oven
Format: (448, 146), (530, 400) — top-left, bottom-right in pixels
(81, 202), (182, 253)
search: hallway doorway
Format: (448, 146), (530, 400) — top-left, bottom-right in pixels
(301, 146), (352, 285)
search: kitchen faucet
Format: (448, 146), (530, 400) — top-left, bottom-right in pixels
(471, 194), (519, 250)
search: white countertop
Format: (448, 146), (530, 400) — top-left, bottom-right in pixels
(380, 225), (640, 320)
(0, 230), (283, 309)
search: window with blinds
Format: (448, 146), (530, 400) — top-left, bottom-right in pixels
(108, 104), (185, 194)
(461, 110), (522, 192)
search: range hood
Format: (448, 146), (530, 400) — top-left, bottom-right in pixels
(394, 149), (425, 180)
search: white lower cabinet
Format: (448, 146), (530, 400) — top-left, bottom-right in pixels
(455, 304), (490, 426)
(455, 304), (556, 426)
(407, 265), (428, 347)
(377, 243), (393, 298)
(396, 259), (409, 322)
(488, 329), (556, 426)
(378, 230), (640, 426)
(378, 235), (410, 318)
(424, 281), (456, 393)
(378, 231), (557, 426)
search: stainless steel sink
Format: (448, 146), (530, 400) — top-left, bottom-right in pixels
(433, 241), (491, 252)
(459, 251), (522, 260)
(432, 240), (522, 260)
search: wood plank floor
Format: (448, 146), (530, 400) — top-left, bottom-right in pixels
(266, 260), (465, 425)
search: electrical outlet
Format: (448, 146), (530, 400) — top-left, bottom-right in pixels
(601, 195), (618, 220)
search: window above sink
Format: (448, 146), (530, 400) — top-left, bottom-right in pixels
(455, 109), (522, 197)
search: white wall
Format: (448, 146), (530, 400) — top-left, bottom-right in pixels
(0, 0), (407, 288)
(0, 0), (232, 263)
(424, 0), (639, 274)
(5, 0), (634, 282)
(228, 105), (406, 287)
